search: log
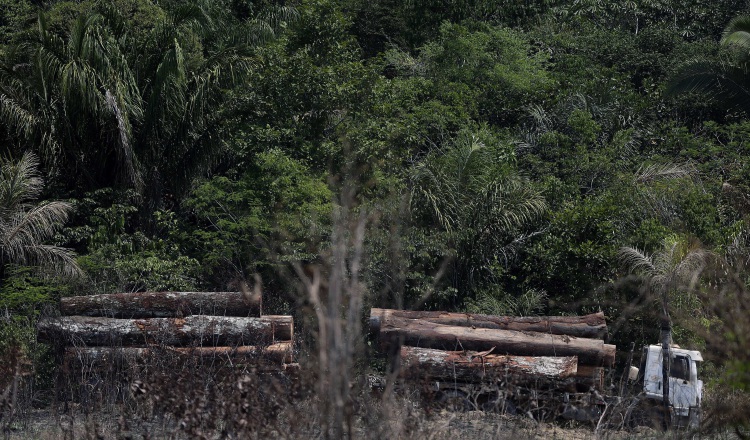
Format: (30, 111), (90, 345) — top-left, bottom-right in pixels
(400, 347), (587, 392)
(370, 308), (607, 339)
(399, 347), (606, 391)
(60, 291), (261, 318)
(64, 342), (294, 367)
(575, 365), (605, 391)
(400, 346), (578, 380)
(377, 316), (616, 366)
(38, 315), (292, 347)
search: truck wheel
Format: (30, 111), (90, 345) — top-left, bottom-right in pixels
(481, 398), (517, 415)
(627, 406), (670, 431)
(438, 389), (475, 412)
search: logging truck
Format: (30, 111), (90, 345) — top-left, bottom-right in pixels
(369, 308), (704, 430)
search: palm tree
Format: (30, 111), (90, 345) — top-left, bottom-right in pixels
(668, 15), (750, 114)
(0, 1), (296, 208)
(410, 129), (547, 304)
(0, 152), (81, 279)
(618, 236), (711, 415)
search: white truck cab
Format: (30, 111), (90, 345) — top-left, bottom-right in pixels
(636, 344), (703, 428)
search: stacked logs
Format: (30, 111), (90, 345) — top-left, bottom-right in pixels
(38, 291), (296, 373)
(369, 308), (615, 392)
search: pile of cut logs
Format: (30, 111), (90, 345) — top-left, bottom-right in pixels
(37, 291), (296, 372)
(369, 308), (616, 392)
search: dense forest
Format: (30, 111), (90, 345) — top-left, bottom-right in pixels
(3, 0), (750, 434)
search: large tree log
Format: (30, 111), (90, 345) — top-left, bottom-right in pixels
(370, 308), (607, 339)
(400, 347), (592, 392)
(377, 316), (616, 366)
(38, 315), (292, 347)
(64, 343), (294, 367)
(60, 291), (261, 318)
(400, 346), (578, 380)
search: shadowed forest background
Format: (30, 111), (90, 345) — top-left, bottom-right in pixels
(3, 0), (750, 436)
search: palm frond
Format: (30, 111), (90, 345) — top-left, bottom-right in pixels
(722, 15), (750, 52)
(6, 244), (83, 279)
(668, 58), (750, 114)
(105, 88), (142, 190)
(485, 178), (547, 232)
(618, 246), (658, 278)
(0, 154), (81, 278)
(3, 201), (73, 249)
(0, 152), (43, 213)
(634, 162), (696, 183)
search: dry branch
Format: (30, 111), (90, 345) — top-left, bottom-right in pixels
(60, 291), (261, 318)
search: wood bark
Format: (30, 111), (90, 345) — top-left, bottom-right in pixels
(60, 291), (261, 318)
(400, 347), (590, 392)
(370, 308), (607, 339)
(64, 342), (293, 366)
(38, 315), (292, 347)
(399, 346), (578, 380)
(377, 316), (616, 366)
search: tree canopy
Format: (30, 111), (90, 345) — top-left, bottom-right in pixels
(2, 0), (750, 426)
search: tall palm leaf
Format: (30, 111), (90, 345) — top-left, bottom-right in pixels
(0, 1), (296, 207)
(411, 130), (546, 297)
(668, 14), (750, 114)
(0, 152), (81, 278)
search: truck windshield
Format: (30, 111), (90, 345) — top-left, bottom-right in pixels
(670, 355), (689, 381)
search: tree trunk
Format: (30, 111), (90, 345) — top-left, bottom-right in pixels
(399, 346), (578, 380)
(370, 308), (607, 339)
(63, 342), (293, 367)
(60, 291), (261, 318)
(377, 316), (616, 366)
(38, 315), (292, 347)
(399, 347), (591, 391)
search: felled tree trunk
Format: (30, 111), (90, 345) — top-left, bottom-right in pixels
(400, 347), (587, 391)
(38, 315), (292, 347)
(60, 291), (261, 318)
(399, 346), (578, 380)
(370, 308), (607, 339)
(63, 342), (294, 367)
(377, 316), (616, 366)
(400, 347), (607, 391)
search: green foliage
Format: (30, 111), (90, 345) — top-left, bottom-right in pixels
(409, 128), (546, 307)
(414, 21), (554, 126)
(0, 0), (293, 207)
(0, 0), (35, 46)
(467, 285), (548, 316)
(64, 189), (200, 293)
(232, 0), (373, 170)
(1, 1), (750, 422)
(0, 267), (61, 315)
(348, 0), (556, 53)
(186, 149), (332, 283)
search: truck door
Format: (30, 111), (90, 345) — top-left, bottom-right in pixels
(668, 354), (698, 417)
